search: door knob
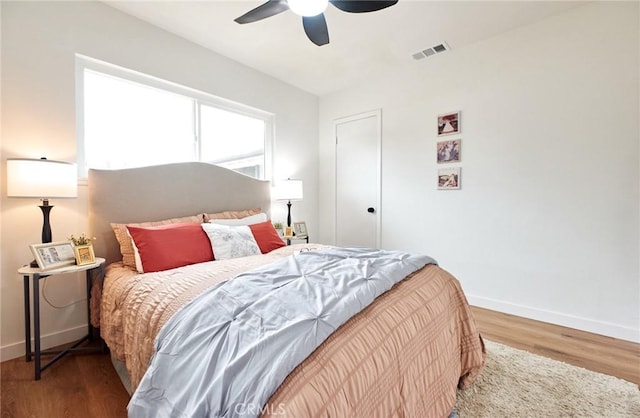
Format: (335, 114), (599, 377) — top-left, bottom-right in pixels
(367, 207), (375, 213)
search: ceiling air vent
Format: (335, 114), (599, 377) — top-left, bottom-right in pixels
(412, 42), (450, 61)
(412, 52), (426, 61)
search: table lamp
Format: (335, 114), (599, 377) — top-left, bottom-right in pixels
(7, 158), (78, 246)
(273, 179), (303, 228)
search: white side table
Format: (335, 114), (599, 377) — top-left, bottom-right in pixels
(285, 236), (309, 245)
(19, 257), (106, 380)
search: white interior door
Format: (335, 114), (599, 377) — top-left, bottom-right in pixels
(335, 110), (381, 248)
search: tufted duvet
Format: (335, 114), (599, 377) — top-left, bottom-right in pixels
(99, 244), (485, 417)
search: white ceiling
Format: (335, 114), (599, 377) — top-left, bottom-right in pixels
(104, 1), (583, 96)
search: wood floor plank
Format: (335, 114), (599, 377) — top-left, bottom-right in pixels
(0, 343), (129, 418)
(470, 306), (640, 385)
(1, 307), (637, 417)
(75, 349), (129, 417)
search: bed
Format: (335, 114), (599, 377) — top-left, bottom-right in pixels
(88, 162), (485, 418)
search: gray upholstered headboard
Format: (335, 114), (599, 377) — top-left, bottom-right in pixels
(88, 162), (271, 265)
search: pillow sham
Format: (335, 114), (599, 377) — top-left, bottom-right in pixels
(201, 223), (261, 260)
(200, 207), (263, 223)
(208, 212), (268, 226)
(248, 221), (286, 254)
(127, 223), (214, 273)
(111, 215), (201, 269)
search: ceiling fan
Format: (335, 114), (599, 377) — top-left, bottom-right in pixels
(234, 0), (399, 46)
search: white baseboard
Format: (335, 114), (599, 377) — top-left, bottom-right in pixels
(468, 294), (640, 343)
(0, 325), (88, 362)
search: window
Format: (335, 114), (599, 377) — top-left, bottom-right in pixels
(76, 56), (273, 180)
(200, 105), (266, 179)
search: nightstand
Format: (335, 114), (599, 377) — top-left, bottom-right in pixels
(19, 257), (106, 380)
(286, 236), (309, 245)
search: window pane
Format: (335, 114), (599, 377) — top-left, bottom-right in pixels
(200, 104), (265, 179)
(84, 70), (194, 170)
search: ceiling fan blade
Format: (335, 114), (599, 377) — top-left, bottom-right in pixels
(330, 0), (398, 13)
(302, 14), (330, 46)
(234, 0), (289, 24)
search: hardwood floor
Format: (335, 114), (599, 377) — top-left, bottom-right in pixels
(1, 307), (638, 417)
(470, 306), (639, 386)
(0, 340), (129, 418)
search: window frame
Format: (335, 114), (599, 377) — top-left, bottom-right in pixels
(75, 54), (274, 182)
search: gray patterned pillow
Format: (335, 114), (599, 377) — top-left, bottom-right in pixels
(201, 223), (261, 260)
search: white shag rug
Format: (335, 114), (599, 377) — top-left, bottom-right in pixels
(456, 340), (640, 417)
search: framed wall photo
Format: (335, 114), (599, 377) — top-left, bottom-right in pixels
(437, 139), (461, 164)
(293, 221), (308, 238)
(30, 241), (77, 270)
(437, 111), (461, 136)
(437, 167), (461, 190)
(74, 245), (96, 266)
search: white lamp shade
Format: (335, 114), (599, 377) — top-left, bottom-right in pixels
(273, 179), (303, 201)
(7, 158), (77, 198)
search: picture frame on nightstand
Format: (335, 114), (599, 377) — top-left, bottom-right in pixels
(284, 226), (294, 239)
(293, 221), (308, 238)
(74, 245), (96, 266)
(29, 241), (76, 270)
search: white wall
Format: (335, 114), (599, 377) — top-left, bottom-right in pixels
(319, 2), (639, 342)
(0, 1), (318, 360)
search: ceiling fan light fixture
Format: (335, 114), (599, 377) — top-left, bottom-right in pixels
(234, 0), (398, 46)
(288, 0), (328, 17)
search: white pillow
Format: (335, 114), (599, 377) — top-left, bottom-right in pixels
(208, 212), (267, 226)
(201, 223), (261, 260)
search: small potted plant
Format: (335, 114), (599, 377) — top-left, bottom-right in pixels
(273, 222), (284, 237)
(69, 233), (96, 265)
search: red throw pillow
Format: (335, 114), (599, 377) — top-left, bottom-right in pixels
(249, 221), (286, 254)
(127, 223), (214, 273)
